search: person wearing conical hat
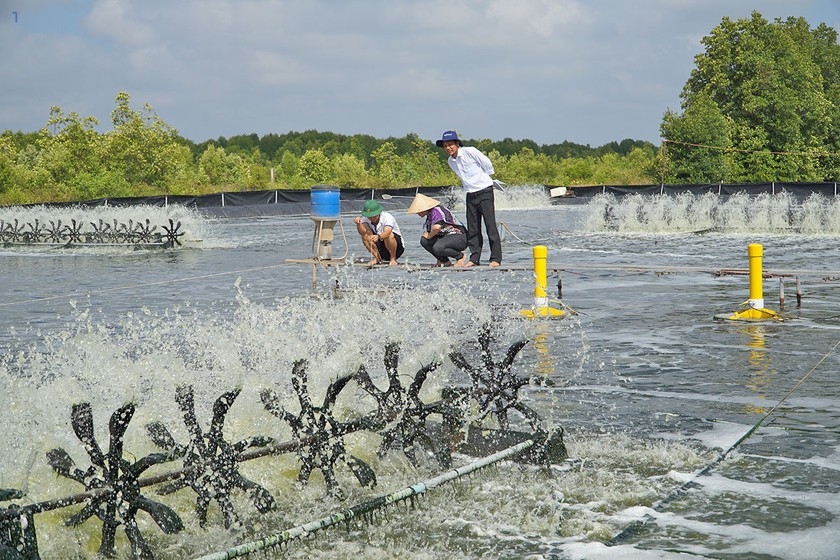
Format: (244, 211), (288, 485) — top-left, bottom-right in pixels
(354, 200), (404, 266)
(436, 130), (502, 267)
(406, 193), (467, 267)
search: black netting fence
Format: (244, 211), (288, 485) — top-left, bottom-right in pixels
(14, 182), (840, 218)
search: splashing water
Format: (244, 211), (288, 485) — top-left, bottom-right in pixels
(0, 259), (635, 559)
(2, 198), (838, 559)
(0, 280), (505, 453)
(438, 184), (551, 213)
(0, 204), (207, 249)
(583, 191), (840, 234)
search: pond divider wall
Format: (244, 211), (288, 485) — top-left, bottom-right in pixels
(13, 183), (840, 218)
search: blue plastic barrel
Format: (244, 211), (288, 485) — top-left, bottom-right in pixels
(310, 185), (341, 219)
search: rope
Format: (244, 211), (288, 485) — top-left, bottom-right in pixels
(499, 222), (567, 246)
(549, 298), (581, 316)
(607, 335), (840, 546)
(500, 222), (533, 245)
(663, 138), (840, 158)
(194, 439), (535, 560)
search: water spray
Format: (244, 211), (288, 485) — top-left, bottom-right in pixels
(194, 438), (538, 560)
(0, 327), (566, 559)
(147, 386), (276, 528)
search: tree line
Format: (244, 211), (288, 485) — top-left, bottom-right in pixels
(2, 11), (839, 206)
(661, 12), (840, 183)
(0, 94), (658, 206)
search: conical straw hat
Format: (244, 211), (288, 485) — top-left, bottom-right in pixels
(406, 193), (440, 214)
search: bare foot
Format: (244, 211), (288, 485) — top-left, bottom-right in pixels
(389, 260), (399, 267)
(454, 254), (467, 267)
(463, 261), (476, 268)
(367, 259), (380, 267)
(488, 261), (501, 268)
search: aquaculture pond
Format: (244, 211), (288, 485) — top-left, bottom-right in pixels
(1, 189), (838, 559)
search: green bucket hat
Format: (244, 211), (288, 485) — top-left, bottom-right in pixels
(361, 200), (383, 218)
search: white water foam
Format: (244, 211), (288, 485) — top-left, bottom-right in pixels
(2, 201), (837, 559)
(0, 203), (208, 248)
(583, 191), (840, 235)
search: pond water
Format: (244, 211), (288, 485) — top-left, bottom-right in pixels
(1, 190), (838, 559)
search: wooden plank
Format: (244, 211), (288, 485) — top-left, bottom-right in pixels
(285, 258), (840, 279)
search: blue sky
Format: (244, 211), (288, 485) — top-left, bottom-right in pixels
(2, 0), (839, 147)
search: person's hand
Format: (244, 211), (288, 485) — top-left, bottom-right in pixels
(371, 234), (379, 242)
(354, 216), (362, 224)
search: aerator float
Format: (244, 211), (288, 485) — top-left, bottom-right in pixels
(0, 325), (565, 559)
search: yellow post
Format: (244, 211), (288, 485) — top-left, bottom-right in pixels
(534, 245), (549, 307)
(748, 243), (764, 309)
(721, 243), (781, 322)
(520, 245), (565, 319)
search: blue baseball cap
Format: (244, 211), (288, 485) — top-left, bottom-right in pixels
(436, 130), (462, 147)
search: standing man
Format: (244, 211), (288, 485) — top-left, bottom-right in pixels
(436, 130), (501, 267)
(354, 200), (404, 267)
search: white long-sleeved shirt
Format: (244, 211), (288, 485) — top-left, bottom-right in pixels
(448, 146), (495, 194)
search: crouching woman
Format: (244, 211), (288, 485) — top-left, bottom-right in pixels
(407, 193), (467, 267)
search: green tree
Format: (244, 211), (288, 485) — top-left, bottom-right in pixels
(331, 153), (368, 187)
(664, 12), (840, 182)
(660, 92), (731, 182)
(69, 169), (131, 201)
(1, 89), (668, 204)
(0, 138), (14, 193)
(623, 147), (659, 183)
(557, 157), (597, 185)
(498, 147), (555, 184)
(370, 141), (401, 186)
(403, 133), (449, 185)
(199, 144), (249, 185)
(727, 125), (776, 182)
(105, 92), (193, 186)
(297, 148), (331, 183)
(40, 107), (103, 178)
(278, 150), (299, 178)
(245, 151), (271, 188)
(591, 150), (657, 185)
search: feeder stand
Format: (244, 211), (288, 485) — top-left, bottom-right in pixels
(285, 185), (348, 289)
(311, 218), (340, 261)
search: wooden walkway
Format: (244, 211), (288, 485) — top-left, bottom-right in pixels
(286, 258), (840, 280)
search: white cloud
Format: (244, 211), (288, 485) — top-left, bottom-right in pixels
(487, 0), (589, 38)
(248, 50), (316, 87)
(84, 0), (156, 46)
(2, 0), (839, 145)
